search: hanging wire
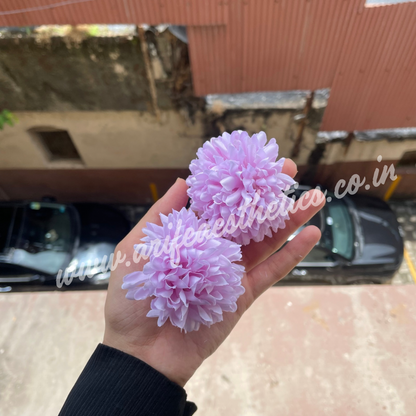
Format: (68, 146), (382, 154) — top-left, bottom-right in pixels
(0, 0), (96, 16)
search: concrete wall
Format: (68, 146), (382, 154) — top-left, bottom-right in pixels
(323, 139), (416, 165)
(208, 108), (323, 166)
(0, 32), (176, 112)
(0, 108), (316, 170)
(2, 109), (415, 202)
(0, 111), (204, 169)
(305, 138), (416, 200)
(0, 109), (315, 203)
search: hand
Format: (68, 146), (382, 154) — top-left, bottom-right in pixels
(103, 159), (325, 387)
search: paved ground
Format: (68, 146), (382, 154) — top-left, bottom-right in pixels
(389, 200), (416, 285)
(0, 286), (415, 416)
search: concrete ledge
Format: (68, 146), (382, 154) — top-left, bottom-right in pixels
(0, 286), (415, 416)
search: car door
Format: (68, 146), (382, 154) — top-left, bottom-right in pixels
(281, 245), (342, 285)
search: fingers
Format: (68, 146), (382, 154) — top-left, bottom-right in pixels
(247, 225), (322, 300)
(282, 158), (297, 178)
(120, 178), (189, 250)
(242, 189), (325, 272)
(122, 159), (295, 250)
(121, 159), (295, 253)
(117, 160), (297, 269)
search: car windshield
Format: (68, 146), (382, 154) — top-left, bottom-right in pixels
(0, 202), (78, 275)
(292, 188), (355, 261)
(320, 195), (354, 260)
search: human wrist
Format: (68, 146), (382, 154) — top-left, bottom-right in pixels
(102, 332), (193, 387)
(60, 343), (197, 416)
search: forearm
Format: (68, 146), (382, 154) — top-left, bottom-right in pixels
(59, 344), (197, 416)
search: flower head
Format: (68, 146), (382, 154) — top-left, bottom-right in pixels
(122, 208), (245, 332)
(186, 130), (295, 245)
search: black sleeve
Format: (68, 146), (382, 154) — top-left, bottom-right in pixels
(59, 344), (197, 416)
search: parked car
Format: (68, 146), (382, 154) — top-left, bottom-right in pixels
(281, 186), (404, 285)
(0, 201), (131, 292)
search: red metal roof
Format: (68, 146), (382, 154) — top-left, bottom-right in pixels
(188, 0), (361, 95)
(187, 0), (416, 131)
(1, 0), (416, 131)
(0, 0), (227, 26)
(320, 1), (416, 131)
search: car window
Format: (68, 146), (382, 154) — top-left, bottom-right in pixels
(300, 246), (335, 265)
(286, 186), (354, 261)
(2, 203), (78, 275)
(20, 204), (73, 252)
(325, 197), (354, 260)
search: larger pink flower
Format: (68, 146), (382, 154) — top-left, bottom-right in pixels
(122, 208), (245, 332)
(186, 130), (295, 245)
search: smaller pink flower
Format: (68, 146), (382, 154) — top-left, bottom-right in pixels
(122, 208), (245, 332)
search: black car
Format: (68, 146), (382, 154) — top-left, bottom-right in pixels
(0, 201), (131, 292)
(281, 186), (404, 284)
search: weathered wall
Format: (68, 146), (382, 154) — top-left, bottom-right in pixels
(0, 107), (324, 203)
(1, 108), (414, 201)
(0, 28), (413, 201)
(207, 108), (324, 167)
(323, 139), (416, 165)
(0, 107), (322, 168)
(0, 29), (196, 113)
(302, 139), (416, 199)
(0, 111), (204, 169)
(0, 35), (149, 112)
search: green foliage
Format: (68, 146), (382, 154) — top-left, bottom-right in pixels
(0, 110), (17, 130)
(87, 25), (100, 37)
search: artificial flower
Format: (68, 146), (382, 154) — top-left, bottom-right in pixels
(122, 208), (245, 332)
(187, 130), (295, 245)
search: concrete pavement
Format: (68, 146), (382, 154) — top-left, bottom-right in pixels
(0, 286), (415, 416)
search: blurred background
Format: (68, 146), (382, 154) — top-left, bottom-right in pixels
(0, 1), (416, 415)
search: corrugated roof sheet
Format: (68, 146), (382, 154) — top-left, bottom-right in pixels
(1, 0), (416, 131)
(0, 0), (227, 26)
(188, 0), (361, 95)
(320, 1), (416, 131)
(188, 0), (416, 131)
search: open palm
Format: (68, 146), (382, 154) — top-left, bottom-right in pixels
(104, 159), (325, 386)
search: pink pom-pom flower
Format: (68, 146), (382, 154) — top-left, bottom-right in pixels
(186, 130), (295, 245)
(122, 208), (245, 332)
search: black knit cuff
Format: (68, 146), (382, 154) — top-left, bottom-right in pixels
(59, 343), (197, 416)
